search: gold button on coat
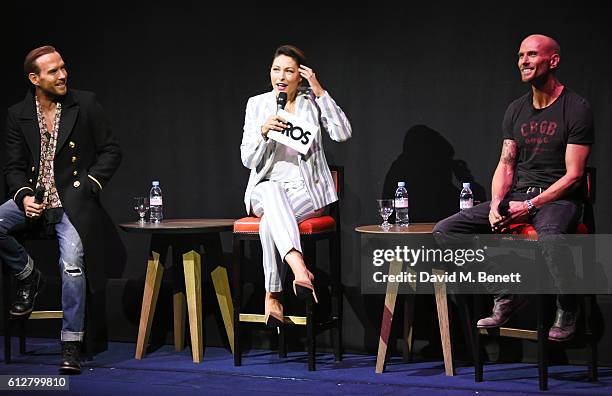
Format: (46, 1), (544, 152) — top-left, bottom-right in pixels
(73, 170), (78, 176)
(73, 181), (81, 188)
(31, 166), (35, 172)
(69, 141), (76, 148)
(71, 156), (77, 163)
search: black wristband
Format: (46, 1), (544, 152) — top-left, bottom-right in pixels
(525, 199), (537, 217)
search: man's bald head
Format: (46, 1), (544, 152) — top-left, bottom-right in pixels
(517, 34), (562, 82)
(521, 34), (561, 56)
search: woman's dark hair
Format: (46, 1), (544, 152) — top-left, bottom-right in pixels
(273, 45), (307, 67)
(272, 45), (308, 88)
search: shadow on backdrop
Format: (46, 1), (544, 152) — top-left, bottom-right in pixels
(382, 124), (486, 221)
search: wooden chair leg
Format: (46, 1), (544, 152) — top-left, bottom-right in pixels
(278, 279), (286, 359)
(277, 254), (288, 359)
(330, 233), (342, 362)
(586, 295), (598, 381)
(536, 295), (548, 391)
(3, 271), (11, 363)
(232, 237), (243, 367)
(375, 259), (402, 374)
(302, 238), (316, 371)
(306, 297), (315, 371)
(183, 250), (204, 363)
(172, 292), (186, 352)
(474, 295), (483, 382)
(19, 320), (26, 354)
(402, 295), (415, 362)
(432, 268), (454, 376)
(589, 336), (598, 381)
(455, 294), (477, 367)
(171, 241), (187, 352)
(211, 266), (234, 354)
(402, 267), (417, 363)
(3, 320), (10, 363)
(278, 323), (287, 358)
(171, 248), (186, 353)
(135, 251), (163, 360)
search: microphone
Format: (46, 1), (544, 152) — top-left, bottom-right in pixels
(34, 186), (45, 204)
(276, 92), (287, 113)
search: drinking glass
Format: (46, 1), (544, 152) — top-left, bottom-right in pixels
(377, 199), (394, 229)
(134, 197), (149, 224)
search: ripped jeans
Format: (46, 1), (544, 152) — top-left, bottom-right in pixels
(0, 199), (86, 341)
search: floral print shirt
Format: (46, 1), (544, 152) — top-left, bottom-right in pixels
(35, 96), (63, 209)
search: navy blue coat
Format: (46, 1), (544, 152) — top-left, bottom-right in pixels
(4, 88), (126, 293)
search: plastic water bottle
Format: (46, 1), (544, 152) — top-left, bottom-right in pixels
(459, 182), (474, 211)
(394, 181), (410, 227)
(149, 181), (163, 222)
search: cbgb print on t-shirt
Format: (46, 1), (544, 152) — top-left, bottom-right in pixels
(501, 88), (594, 190)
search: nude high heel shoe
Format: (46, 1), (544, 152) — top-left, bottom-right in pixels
(264, 299), (284, 328)
(293, 279), (319, 303)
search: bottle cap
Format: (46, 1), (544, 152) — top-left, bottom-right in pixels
(397, 182), (406, 187)
(152, 181), (160, 186)
(462, 182), (470, 188)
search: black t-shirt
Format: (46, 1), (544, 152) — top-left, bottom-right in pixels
(502, 87), (594, 192)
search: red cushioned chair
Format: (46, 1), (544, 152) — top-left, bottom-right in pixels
(232, 166), (343, 371)
(475, 167), (598, 391)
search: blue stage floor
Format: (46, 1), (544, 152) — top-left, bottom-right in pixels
(1, 338), (611, 395)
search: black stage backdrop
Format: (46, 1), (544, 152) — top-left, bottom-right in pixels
(2, 5), (612, 363)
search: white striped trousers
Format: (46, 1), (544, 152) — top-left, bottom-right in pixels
(251, 181), (321, 292)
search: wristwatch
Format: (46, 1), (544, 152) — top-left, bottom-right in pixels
(525, 199), (537, 217)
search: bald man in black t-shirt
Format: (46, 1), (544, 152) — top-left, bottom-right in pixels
(433, 34), (594, 341)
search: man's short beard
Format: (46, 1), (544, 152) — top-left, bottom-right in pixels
(38, 84), (67, 100)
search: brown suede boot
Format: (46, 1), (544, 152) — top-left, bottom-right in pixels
(548, 307), (580, 342)
(477, 295), (528, 328)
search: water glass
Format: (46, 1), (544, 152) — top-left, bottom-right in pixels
(377, 199), (394, 229)
(134, 197), (149, 224)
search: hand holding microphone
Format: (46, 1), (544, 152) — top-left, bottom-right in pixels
(260, 92), (288, 137)
(490, 198), (531, 232)
(23, 186), (45, 218)
(489, 200), (507, 232)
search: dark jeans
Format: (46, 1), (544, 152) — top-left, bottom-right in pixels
(433, 191), (581, 311)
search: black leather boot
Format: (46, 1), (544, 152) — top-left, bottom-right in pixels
(10, 268), (45, 317)
(59, 341), (82, 374)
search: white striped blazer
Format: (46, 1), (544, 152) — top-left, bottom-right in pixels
(241, 89), (352, 214)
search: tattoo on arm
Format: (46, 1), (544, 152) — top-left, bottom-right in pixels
(500, 140), (517, 166)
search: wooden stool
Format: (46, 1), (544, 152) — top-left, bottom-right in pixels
(119, 219), (235, 363)
(355, 223), (469, 376)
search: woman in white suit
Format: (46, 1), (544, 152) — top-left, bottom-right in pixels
(240, 45), (351, 326)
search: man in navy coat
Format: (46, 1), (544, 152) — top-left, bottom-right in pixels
(1, 45), (125, 374)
